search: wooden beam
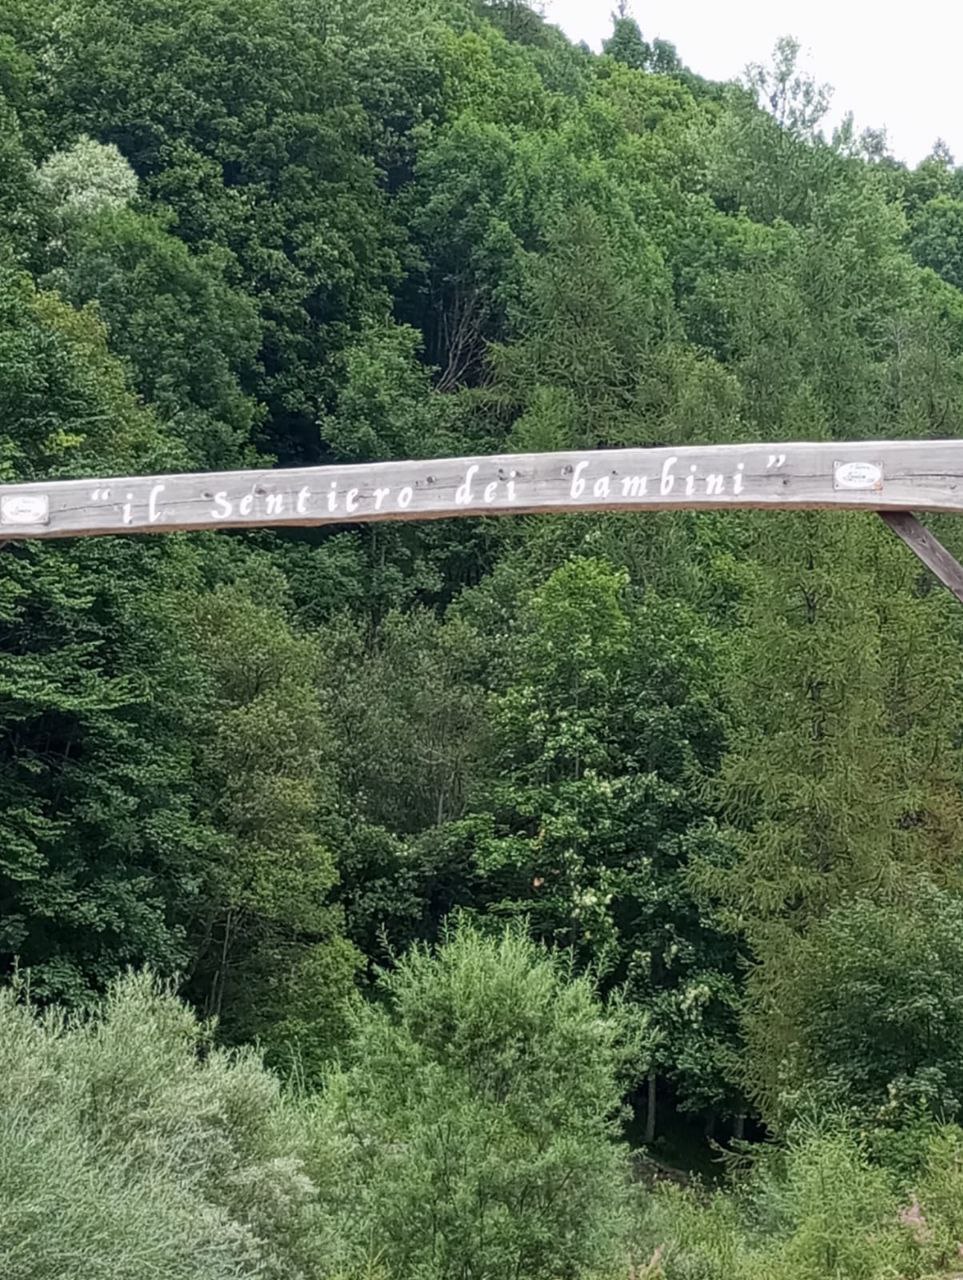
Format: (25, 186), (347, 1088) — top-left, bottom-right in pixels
(878, 510), (963, 606)
(1, 439), (962, 540)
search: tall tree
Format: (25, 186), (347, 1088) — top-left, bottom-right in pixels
(0, 267), (205, 1000)
(604, 7), (651, 72)
(701, 512), (963, 1123)
(456, 557), (744, 1130)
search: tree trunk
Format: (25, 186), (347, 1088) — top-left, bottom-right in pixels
(644, 1070), (657, 1144)
(733, 1113), (746, 1142)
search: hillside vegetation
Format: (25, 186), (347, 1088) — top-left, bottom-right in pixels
(4, 1), (963, 1276)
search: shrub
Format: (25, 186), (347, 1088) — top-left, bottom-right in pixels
(913, 1124), (963, 1272)
(321, 923), (632, 1280)
(640, 1125), (919, 1280)
(0, 972), (327, 1280)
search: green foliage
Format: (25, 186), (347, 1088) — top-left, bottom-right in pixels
(604, 15), (651, 72)
(36, 135), (138, 222)
(909, 195), (963, 289)
(44, 206), (263, 469)
(450, 557), (743, 1120)
(603, 8), (680, 79)
(642, 1125), (918, 1280)
(0, 971), (328, 1280)
(0, 94), (40, 260)
(177, 573), (359, 1068)
(766, 886), (963, 1127)
(28, 0), (399, 461)
(5, 8), (963, 1274)
(318, 607), (489, 836)
(0, 266), (353, 1025)
(0, 268), (204, 999)
(0, 936), (643, 1280)
(323, 923), (633, 1280)
(702, 510), (963, 1125)
(912, 1125), (963, 1271)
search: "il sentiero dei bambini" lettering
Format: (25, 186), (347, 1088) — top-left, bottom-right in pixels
(101, 453), (753, 527)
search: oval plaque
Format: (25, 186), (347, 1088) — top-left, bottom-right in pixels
(834, 461), (883, 491)
(0, 493), (50, 525)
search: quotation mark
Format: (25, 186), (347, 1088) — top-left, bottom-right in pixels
(767, 455), (786, 469)
(91, 487), (112, 502)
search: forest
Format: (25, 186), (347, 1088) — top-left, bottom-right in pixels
(4, 0), (963, 1275)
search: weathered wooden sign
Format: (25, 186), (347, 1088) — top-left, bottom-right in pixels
(1, 439), (962, 541)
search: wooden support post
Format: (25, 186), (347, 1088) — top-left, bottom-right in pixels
(878, 511), (963, 606)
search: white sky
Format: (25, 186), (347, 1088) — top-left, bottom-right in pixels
(542, 0), (963, 167)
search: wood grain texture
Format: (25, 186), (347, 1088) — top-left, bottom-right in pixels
(878, 511), (963, 605)
(0, 440), (961, 540)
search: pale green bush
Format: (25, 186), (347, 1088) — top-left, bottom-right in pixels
(641, 1184), (751, 1280)
(641, 1126), (922, 1280)
(36, 136), (138, 220)
(0, 972), (329, 1280)
(757, 1128), (915, 1279)
(912, 1124), (963, 1273)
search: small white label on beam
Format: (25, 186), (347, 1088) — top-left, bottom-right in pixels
(0, 493), (49, 525)
(834, 461), (883, 491)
